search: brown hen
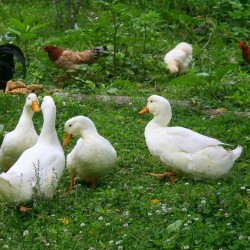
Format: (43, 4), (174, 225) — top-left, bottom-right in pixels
(238, 41), (250, 63)
(43, 45), (108, 71)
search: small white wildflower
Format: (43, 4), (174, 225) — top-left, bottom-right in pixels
(62, 102), (66, 106)
(98, 216), (104, 221)
(115, 240), (122, 245)
(182, 208), (187, 212)
(148, 212), (152, 216)
(79, 231), (82, 234)
(187, 220), (192, 224)
(109, 240), (114, 245)
(46, 243), (50, 246)
(183, 246), (190, 249)
(123, 223), (129, 228)
(105, 222), (111, 226)
(184, 182), (189, 185)
(74, 23), (79, 30)
(123, 234), (127, 238)
(194, 217), (199, 221)
(248, 236), (250, 240)
(201, 200), (206, 205)
(155, 210), (161, 214)
(239, 235), (245, 240)
(80, 223), (86, 227)
(23, 230), (29, 236)
(219, 208), (223, 211)
(88, 247), (94, 250)
(241, 186), (246, 190)
(168, 207), (173, 211)
(227, 223), (231, 226)
(225, 213), (229, 218)
(246, 189), (250, 193)
(187, 214), (191, 217)
(3, 245), (9, 249)
(217, 192), (221, 195)
(217, 182), (221, 185)
(184, 223), (188, 227)
(122, 210), (129, 217)
(161, 204), (167, 213)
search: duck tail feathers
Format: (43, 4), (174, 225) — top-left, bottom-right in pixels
(231, 145), (243, 162)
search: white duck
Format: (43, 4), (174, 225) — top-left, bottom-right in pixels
(139, 95), (242, 180)
(63, 116), (117, 191)
(0, 96), (65, 205)
(164, 42), (192, 74)
(0, 93), (41, 172)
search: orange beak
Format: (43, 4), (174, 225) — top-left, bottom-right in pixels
(32, 101), (41, 112)
(138, 106), (149, 115)
(62, 132), (72, 146)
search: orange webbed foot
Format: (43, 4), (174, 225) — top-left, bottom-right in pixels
(146, 172), (177, 183)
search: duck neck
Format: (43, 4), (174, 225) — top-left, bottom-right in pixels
(80, 127), (98, 139)
(15, 105), (34, 130)
(152, 108), (172, 127)
(38, 107), (58, 144)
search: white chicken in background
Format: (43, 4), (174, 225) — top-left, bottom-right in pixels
(164, 42), (193, 74)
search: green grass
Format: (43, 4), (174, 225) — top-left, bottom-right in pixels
(0, 93), (249, 250)
(0, 1), (250, 249)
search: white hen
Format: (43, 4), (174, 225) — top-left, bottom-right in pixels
(63, 116), (117, 191)
(139, 95), (242, 180)
(0, 96), (65, 204)
(0, 93), (40, 171)
(164, 42), (192, 74)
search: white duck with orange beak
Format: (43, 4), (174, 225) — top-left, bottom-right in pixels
(0, 93), (41, 171)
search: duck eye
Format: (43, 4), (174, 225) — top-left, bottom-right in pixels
(69, 124), (72, 127)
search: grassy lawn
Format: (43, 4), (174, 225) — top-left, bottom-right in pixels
(0, 1), (250, 249)
(0, 93), (249, 249)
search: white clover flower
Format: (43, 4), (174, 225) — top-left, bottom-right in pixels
(155, 210), (161, 214)
(194, 217), (199, 221)
(80, 223), (86, 227)
(23, 230), (29, 236)
(115, 240), (122, 245)
(184, 182), (189, 185)
(118, 246), (123, 250)
(226, 223), (231, 226)
(109, 240), (114, 245)
(183, 246), (190, 249)
(122, 210), (129, 217)
(239, 235), (245, 240)
(105, 223), (111, 226)
(201, 200), (206, 205)
(123, 223), (129, 228)
(241, 186), (246, 190)
(224, 213), (229, 218)
(98, 216), (104, 221)
(182, 208), (187, 212)
(3, 245), (9, 249)
(161, 204), (167, 213)
(184, 223), (188, 227)
(148, 212), (152, 216)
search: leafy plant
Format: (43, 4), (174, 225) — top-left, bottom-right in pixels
(6, 17), (47, 63)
